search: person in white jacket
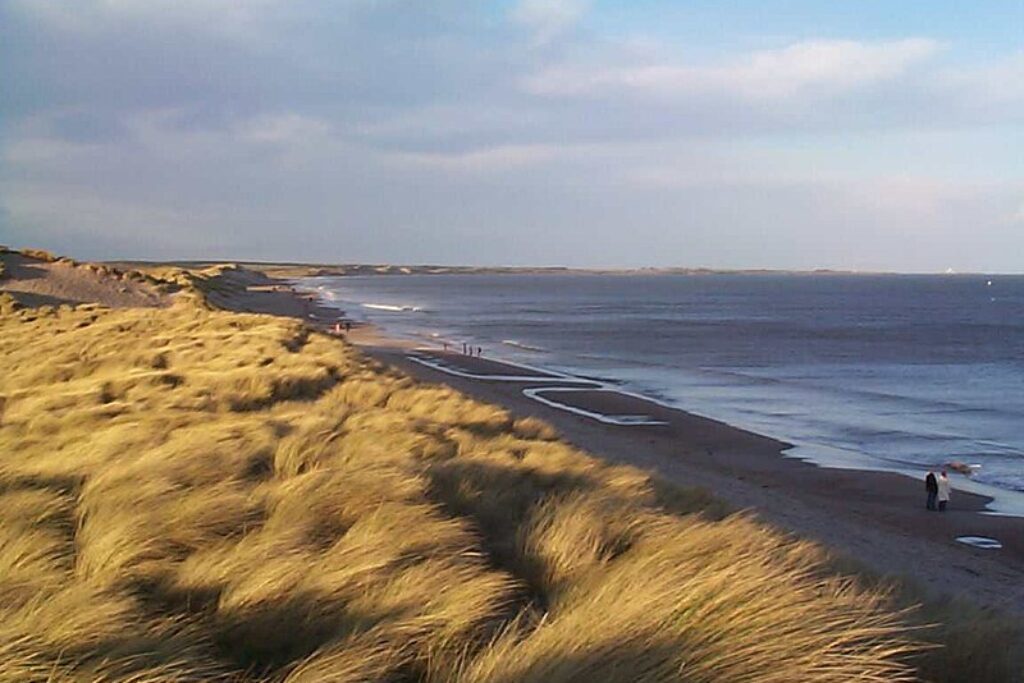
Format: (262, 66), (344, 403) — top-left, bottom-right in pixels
(937, 470), (951, 512)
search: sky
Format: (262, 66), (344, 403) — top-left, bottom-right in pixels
(1, 1), (1022, 271)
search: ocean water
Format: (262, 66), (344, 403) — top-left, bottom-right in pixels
(305, 273), (1024, 497)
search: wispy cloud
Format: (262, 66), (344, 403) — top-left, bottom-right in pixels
(8, 0), (284, 40)
(510, 0), (589, 45)
(524, 38), (941, 100)
(389, 143), (568, 171)
(1011, 202), (1024, 224)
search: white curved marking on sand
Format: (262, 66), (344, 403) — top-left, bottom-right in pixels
(523, 387), (667, 426)
(406, 352), (664, 426)
(411, 349), (587, 381)
(407, 352), (663, 428)
(955, 536), (1002, 549)
(405, 353), (593, 384)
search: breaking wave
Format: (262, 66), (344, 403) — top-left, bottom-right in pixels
(501, 339), (547, 352)
(362, 303), (424, 313)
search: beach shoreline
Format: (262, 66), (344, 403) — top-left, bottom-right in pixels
(245, 279), (1024, 615)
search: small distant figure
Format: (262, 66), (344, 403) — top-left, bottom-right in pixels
(925, 470), (938, 511)
(937, 469), (951, 512)
(333, 322), (342, 335)
(462, 342), (467, 355)
(345, 321), (352, 333)
(476, 346), (482, 357)
(442, 341), (449, 351)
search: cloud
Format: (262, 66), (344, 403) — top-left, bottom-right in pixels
(933, 51), (1024, 120)
(1, 2), (1022, 270)
(235, 114), (332, 145)
(5, 0), (286, 40)
(1012, 202), (1024, 224)
(511, 0), (588, 44)
(48, 110), (129, 144)
(523, 38), (941, 100)
(1, 0), (512, 124)
(389, 143), (567, 171)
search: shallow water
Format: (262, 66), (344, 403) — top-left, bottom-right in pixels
(305, 273), (1024, 496)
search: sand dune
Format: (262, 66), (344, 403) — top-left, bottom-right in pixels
(1, 249), (1020, 682)
(0, 250), (169, 309)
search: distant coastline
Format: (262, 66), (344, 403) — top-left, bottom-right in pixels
(101, 259), (1016, 279)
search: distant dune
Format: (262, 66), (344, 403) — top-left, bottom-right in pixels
(0, 248), (170, 308)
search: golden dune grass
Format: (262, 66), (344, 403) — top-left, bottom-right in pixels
(0, 284), (1017, 682)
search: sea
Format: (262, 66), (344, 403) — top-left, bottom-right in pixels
(303, 273), (1024, 512)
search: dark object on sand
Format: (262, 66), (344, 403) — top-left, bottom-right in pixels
(925, 472), (938, 511)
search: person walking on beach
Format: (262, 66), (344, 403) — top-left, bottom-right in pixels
(925, 470), (938, 511)
(937, 469), (951, 512)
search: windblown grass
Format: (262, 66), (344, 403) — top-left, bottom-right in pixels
(0, 271), (1016, 681)
(16, 248), (57, 262)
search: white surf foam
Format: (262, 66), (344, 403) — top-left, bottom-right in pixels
(501, 339), (547, 352)
(362, 303), (423, 313)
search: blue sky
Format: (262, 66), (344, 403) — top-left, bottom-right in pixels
(1, 1), (1022, 271)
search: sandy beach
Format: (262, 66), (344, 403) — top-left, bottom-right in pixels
(178, 271), (1024, 616)
(326, 325), (1024, 616)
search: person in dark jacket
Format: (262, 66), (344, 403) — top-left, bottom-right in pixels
(925, 471), (938, 511)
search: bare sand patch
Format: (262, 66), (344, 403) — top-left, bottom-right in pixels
(0, 252), (169, 308)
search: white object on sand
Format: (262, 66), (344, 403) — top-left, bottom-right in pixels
(955, 536), (1002, 550)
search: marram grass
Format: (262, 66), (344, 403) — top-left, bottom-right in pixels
(0, 288), (1016, 682)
